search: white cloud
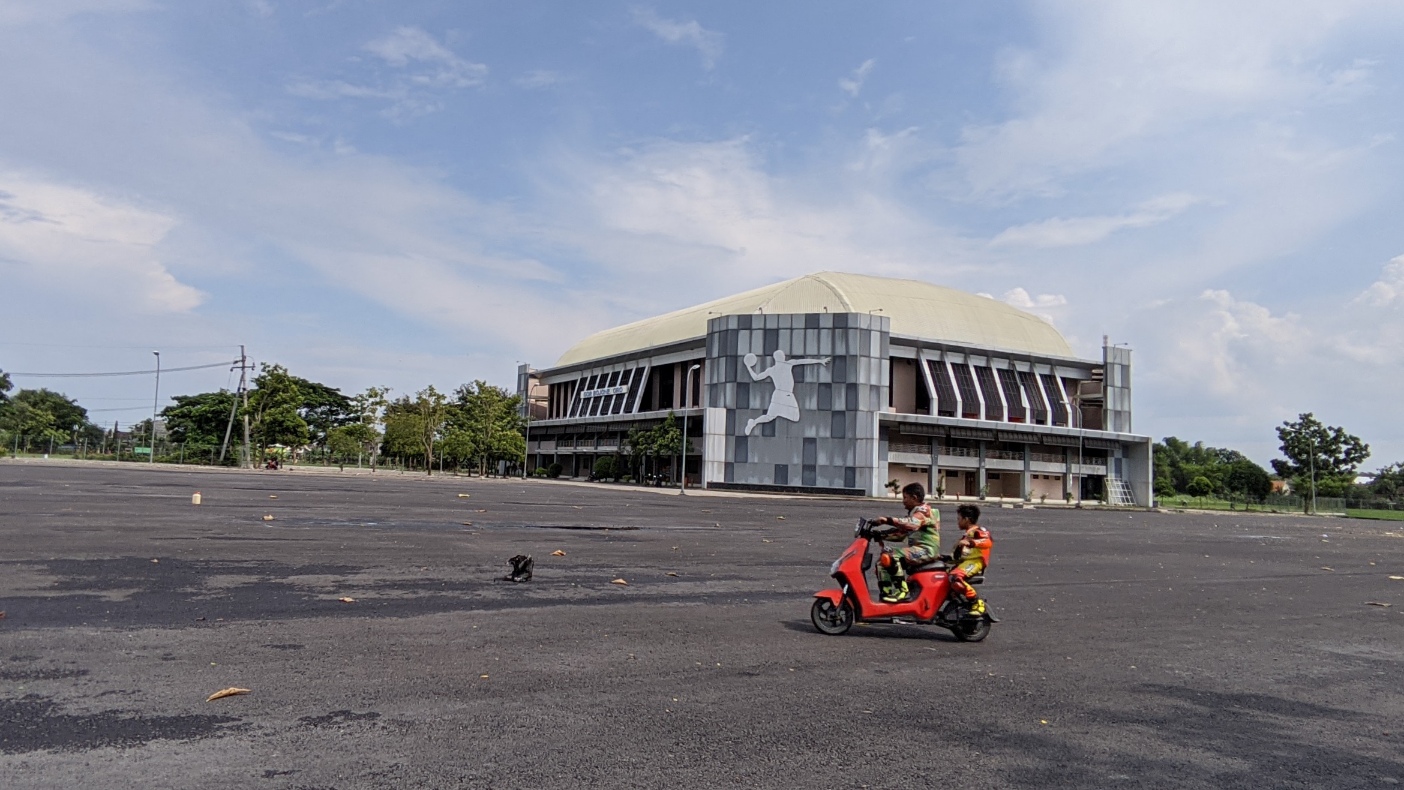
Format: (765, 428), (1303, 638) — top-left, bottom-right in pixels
(839, 59), (876, 97)
(287, 27), (486, 119)
(364, 26), (487, 89)
(0, 168), (203, 313)
(514, 70), (562, 90)
(953, 0), (1404, 201)
(1354, 254), (1404, 306)
(631, 8), (724, 70)
(990, 193), (1201, 248)
(0, 0), (153, 26)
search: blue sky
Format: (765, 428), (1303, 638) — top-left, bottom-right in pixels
(2, 0), (1403, 467)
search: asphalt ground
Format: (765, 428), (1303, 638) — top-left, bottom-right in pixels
(1, 461), (1402, 789)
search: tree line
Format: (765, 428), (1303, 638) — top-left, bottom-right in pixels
(0, 364), (525, 475)
(1154, 412), (1392, 506)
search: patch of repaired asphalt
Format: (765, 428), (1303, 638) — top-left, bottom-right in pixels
(0, 695), (244, 755)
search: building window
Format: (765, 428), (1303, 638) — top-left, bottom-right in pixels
(951, 364), (982, 419)
(973, 366), (1002, 421)
(997, 368), (1025, 422)
(928, 360), (958, 417)
(1041, 373), (1069, 426)
(1019, 370), (1050, 425)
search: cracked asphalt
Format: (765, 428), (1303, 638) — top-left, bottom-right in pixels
(1, 461), (1402, 789)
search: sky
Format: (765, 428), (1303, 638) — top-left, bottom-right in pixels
(1, 0), (1403, 469)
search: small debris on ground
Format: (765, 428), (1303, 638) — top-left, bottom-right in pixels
(206, 687), (251, 702)
(457, 494), (470, 498)
(1321, 567), (1335, 572)
(550, 550), (566, 556)
(611, 578), (628, 586)
(262, 515), (275, 521)
(776, 516), (785, 520)
(1366, 601), (1393, 607)
(461, 521), (473, 526)
(666, 572), (679, 577)
(480, 674), (489, 679)
(0, 611), (6, 620)
(338, 597), (356, 603)
(1390, 576), (1404, 581)
(762, 539), (772, 543)
(269, 495), (278, 499)
(151, 558), (159, 563)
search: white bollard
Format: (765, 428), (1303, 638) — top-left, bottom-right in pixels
(192, 492), (202, 505)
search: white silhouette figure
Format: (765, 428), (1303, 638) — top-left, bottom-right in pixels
(743, 350), (831, 436)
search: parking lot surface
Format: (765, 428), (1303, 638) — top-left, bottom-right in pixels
(1, 461), (1402, 789)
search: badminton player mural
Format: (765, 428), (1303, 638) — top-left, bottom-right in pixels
(742, 350), (831, 435)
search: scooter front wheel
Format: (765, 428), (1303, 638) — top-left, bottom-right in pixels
(811, 597), (855, 635)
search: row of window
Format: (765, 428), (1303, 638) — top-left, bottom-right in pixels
(927, 360), (1073, 427)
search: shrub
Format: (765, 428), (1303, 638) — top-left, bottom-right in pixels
(547, 462), (563, 479)
(593, 456), (616, 481)
(1186, 476), (1214, 498)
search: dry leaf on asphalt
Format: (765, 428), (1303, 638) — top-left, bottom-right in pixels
(206, 687), (251, 702)
(611, 578), (628, 586)
(1366, 601), (1393, 607)
(1321, 567), (1335, 572)
(262, 515), (275, 521)
(666, 572), (679, 577)
(776, 516), (785, 520)
(338, 597), (356, 603)
(457, 494), (470, 498)
(461, 521), (473, 526)
(550, 550), (566, 556)
(269, 495), (278, 499)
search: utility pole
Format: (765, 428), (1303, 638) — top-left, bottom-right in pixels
(218, 347), (250, 465)
(242, 347), (253, 469)
(150, 351), (160, 463)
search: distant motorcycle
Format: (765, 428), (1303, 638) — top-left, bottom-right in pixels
(811, 519), (998, 642)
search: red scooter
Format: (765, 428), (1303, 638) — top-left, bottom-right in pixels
(811, 519), (997, 642)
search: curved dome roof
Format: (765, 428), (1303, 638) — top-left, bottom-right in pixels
(554, 272), (1073, 367)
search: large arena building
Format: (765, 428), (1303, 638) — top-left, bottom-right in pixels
(519, 272), (1152, 505)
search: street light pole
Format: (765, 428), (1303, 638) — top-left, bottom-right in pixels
(1309, 437), (1318, 515)
(150, 351), (160, 464)
(521, 367), (532, 480)
(679, 363), (701, 495)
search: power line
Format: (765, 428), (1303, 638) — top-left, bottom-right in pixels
(6, 361), (237, 378)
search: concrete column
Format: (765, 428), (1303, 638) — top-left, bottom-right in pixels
(1064, 447), (1074, 499)
(929, 436), (940, 500)
(1022, 446), (1031, 501)
(977, 441), (987, 498)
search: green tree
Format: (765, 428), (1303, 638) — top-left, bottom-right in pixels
(651, 413), (683, 478)
(382, 400), (425, 467)
(1186, 476), (1214, 498)
(161, 391), (238, 448)
(326, 424), (377, 471)
(447, 381), (523, 476)
(247, 364), (308, 456)
(1271, 413), (1369, 505)
(1365, 463), (1404, 501)
(1222, 458), (1273, 501)
(351, 386), (390, 470)
(0, 369), (11, 404)
(593, 455), (617, 481)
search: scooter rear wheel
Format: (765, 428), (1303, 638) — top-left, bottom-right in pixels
(811, 598), (854, 635)
(951, 616), (991, 642)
